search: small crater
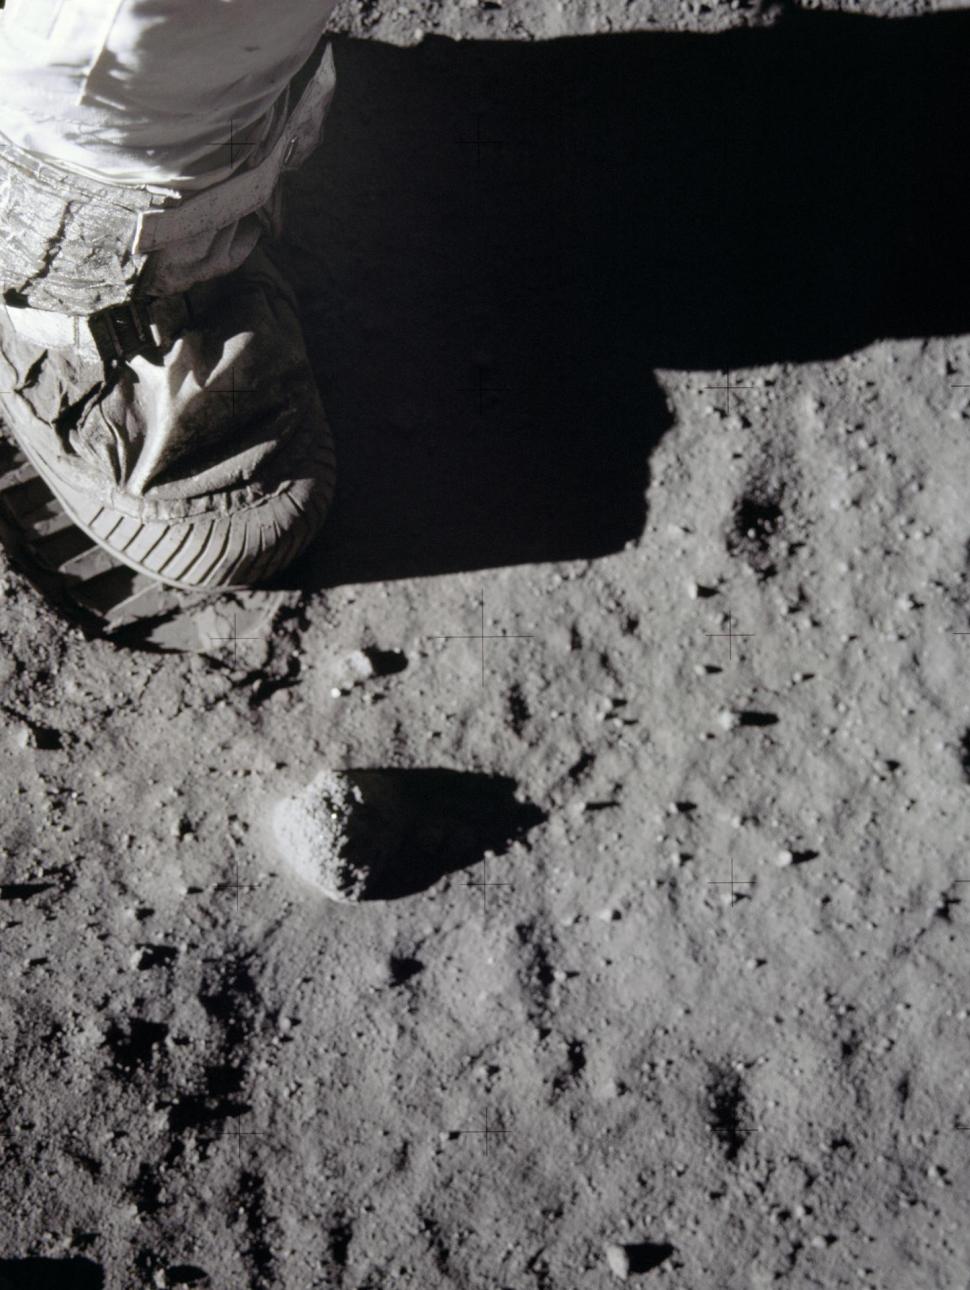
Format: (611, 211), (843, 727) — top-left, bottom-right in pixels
(238, 1171), (275, 1286)
(130, 1162), (163, 1216)
(840, 1031), (862, 1062)
(26, 721), (64, 750)
(166, 1093), (245, 1135)
(388, 955), (424, 986)
(515, 920), (558, 1026)
(507, 682), (530, 736)
(895, 1072), (911, 1110)
(553, 1038), (587, 1094)
(728, 488), (785, 579)
(705, 1064), (753, 1161)
(65, 1148), (101, 1179)
(204, 1058), (245, 1099)
(104, 1018), (169, 1072)
(417, 1212), (451, 1274)
(567, 752), (595, 782)
(328, 1216), (354, 1268)
(135, 944), (178, 969)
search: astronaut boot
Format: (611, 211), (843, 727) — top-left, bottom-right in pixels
(0, 46), (336, 590)
(0, 247), (336, 589)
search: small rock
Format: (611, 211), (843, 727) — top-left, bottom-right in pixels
(343, 649), (375, 683)
(272, 769), (406, 901)
(597, 907), (622, 922)
(774, 849), (794, 868)
(170, 814), (193, 840)
(605, 1243), (631, 1280)
(718, 709), (739, 731)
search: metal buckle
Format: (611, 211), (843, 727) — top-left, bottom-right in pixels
(87, 299), (157, 366)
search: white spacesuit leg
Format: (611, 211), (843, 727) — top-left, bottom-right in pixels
(0, 0), (340, 590)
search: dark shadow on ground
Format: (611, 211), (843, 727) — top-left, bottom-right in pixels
(0, 1258), (104, 1290)
(336, 768), (546, 900)
(272, 8), (970, 590)
(625, 1240), (676, 1273)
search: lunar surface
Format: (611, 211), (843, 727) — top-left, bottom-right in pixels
(2, 1), (970, 1287)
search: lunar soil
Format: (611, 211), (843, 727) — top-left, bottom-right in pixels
(2, 2), (970, 1287)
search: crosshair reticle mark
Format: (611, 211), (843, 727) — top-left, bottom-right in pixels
(450, 1106), (508, 1155)
(465, 368), (509, 414)
(428, 590), (534, 687)
(466, 854), (510, 922)
(707, 859), (754, 906)
(201, 1119), (270, 1163)
(701, 371), (759, 415)
(205, 368), (259, 417)
(703, 612), (755, 662)
(456, 114), (508, 167)
(213, 858), (256, 919)
(219, 118), (262, 167)
(710, 1121), (757, 1143)
(207, 614), (262, 666)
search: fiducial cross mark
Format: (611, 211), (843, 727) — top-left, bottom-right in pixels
(703, 612), (754, 662)
(201, 1119), (270, 1162)
(465, 368), (509, 414)
(707, 858), (754, 906)
(220, 119), (262, 167)
(428, 590), (534, 687)
(207, 614), (262, 666)
(457, 114), (509, 168)
(701, 370), (759, 415)
(214, 858), (256, 919)
(205, 368), (259, 417)
(467, 854), (510, 923)
(450, 1106), (508, 1155)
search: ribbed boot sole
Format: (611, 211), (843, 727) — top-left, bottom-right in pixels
(0, 430), (297, 650)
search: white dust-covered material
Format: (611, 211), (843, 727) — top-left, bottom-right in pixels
(605, 1243), (631, 1280)
(272, 769), (404, 901)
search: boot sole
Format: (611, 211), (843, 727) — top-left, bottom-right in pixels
(0, 429), (300, 655)
(2, 407), (335, 593)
